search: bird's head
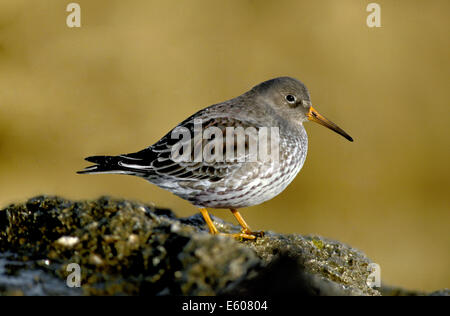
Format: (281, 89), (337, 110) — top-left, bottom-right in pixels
(253, 76), (353, 142)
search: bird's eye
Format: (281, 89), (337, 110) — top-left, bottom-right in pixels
(285, 94), (296, 103)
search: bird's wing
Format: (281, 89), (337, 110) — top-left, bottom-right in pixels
(118, 114), (266, 182)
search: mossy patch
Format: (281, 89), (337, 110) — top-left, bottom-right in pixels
(1, 195), (439, 296)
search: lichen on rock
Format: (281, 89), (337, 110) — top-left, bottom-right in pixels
(0, 196), (445, 296)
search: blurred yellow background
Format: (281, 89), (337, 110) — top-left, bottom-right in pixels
(0, 0), (448, 292)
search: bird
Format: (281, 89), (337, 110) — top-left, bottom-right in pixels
(78, 77), (353, 240)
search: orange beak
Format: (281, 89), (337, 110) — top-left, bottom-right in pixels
(307, 106), (353, 142)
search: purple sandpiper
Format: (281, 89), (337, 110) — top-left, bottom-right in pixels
(78, 77), (353, 239)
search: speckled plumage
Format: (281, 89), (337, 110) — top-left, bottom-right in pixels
(78, 77), (352, 237)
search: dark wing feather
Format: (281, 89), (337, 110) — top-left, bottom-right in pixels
(78, 111), (265, 182)
(127, 115), (262, 182)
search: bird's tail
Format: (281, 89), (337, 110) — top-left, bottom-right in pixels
(77, 155), (151, 175)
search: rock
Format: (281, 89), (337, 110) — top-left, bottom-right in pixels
(0, 196), (444, 296)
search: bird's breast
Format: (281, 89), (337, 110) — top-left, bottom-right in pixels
(185, 127), (308, 208)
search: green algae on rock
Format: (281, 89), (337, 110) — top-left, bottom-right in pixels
(0, 195), (439, 296)
(0, 196), (261, 295)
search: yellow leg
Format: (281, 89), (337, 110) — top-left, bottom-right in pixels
(230, 209), (264, 237)
(199, 208), (219, 234)
(199, 208), (260, 240)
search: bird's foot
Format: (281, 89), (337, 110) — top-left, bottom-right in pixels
(244, 230), (265, 238)
(229, 208), (264, 239)
(199, 208), (264, 240)
(241, 228), (265, 238)
(219, 229), (265, 240)
(217, 232), (257, 240)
